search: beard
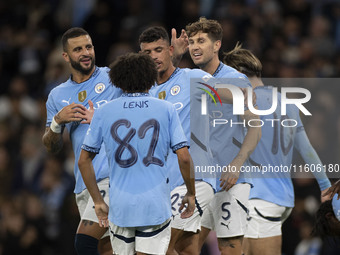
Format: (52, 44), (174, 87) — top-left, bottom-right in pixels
(70, 56), (95, 75)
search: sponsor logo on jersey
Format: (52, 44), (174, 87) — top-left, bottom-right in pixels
(78, 90), (87, 102)
(95, 83), (105, 94)
(170, 85), (181, 96)
(158, 91), (166, 100)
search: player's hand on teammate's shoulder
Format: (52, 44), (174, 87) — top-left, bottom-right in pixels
(321, 187), (333, 202)
(179, 193), (195, 219)
(55, 102), (88, 124)
(323, 179), (340, 200)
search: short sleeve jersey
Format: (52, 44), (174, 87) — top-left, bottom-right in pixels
(149, 68), (215, 190)
(45, 67), (122, 194)
(82, 93), (188, 227)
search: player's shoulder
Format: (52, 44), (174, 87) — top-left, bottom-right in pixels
(180, 68), (212, 79)
(149, 97), (177, 115)
(220, 64), (247, 79)
(48, 77), (72, 97)
(148, 96), (174, 107)
(93, 66), (111, 81)
(97, 66), (110, 74)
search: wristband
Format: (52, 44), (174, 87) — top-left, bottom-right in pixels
(50, 116), (62, 133)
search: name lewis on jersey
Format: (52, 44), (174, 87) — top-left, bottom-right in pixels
(123, 100), (149, 109)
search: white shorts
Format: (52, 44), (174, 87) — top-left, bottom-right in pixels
(245, 199), (292, 238)
(201, 183), (250, 238)
(75, 178), (110, 238)
(171, 181), (214, 233)
(109, 219), (171, 255)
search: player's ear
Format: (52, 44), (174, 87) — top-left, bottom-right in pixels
(214, 40), (221, 53)
(169, 45), (174, 56)
(62, 52), (70, 63)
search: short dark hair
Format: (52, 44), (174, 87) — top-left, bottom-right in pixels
(223, 42), (262, 78)
(109, 53), (157, 93)
(139, 26), (170, 45)
(186, 17), (223, 42)
(61, 27), (89, 51)
(313, 200), (334, 239)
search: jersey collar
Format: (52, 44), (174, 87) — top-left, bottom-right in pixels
(212, 62), (223, 77)
(122, 92), (150, 97)
(157, 67), (180, 85)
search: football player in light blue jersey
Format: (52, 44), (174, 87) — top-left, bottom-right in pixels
(78, 53), (196, 255)
(42, 28), (122, 255)
(139, 26), (216, 255)
(223, 43), (331, 255)
(186, 18), (261, 255)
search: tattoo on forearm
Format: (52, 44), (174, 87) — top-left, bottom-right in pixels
(43, 128), (63, 154)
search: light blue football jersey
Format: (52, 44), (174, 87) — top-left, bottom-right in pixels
(248, 86), (302, 207)
(211, 63), (253, 192)
(82, 93), (188, 227)
(149, 68), (215, 191)
(45, 67), (122, 194)
(332, 196), (340, 221)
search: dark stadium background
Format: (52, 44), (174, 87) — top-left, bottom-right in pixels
(0, 0), (339, 254)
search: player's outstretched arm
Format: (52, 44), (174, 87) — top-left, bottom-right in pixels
(220, 110), (261, 191)
(294, 129), (331, 202)
(176, 147), (196, 219)
(42, 103), (88, 153)
(78, 149), (109, 227)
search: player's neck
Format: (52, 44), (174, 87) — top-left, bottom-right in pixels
(71, 67), (96, 84)
(249, 76), (264, 88)
(200, 55), (220, 75)
(157, 65), (176, 84)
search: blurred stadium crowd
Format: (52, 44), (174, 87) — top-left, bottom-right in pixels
(0, 0), (339, 254)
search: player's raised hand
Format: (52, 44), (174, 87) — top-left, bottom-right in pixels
(81, 100), (95, 124)
(180, 194), (195, 219)
(95, 202), (109, 228)
(171, 28), (189, 60)
(323, 179), (340, 200)
(55, 102), (87, 124)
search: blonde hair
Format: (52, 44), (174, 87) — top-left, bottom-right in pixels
(223, 42), (262, 77)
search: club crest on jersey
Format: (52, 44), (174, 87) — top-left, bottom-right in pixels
(78, 90), (87, 102)
(170, 85), (180, 96)
(95, 83), (105, 94)
(158, 91), (166, 100)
